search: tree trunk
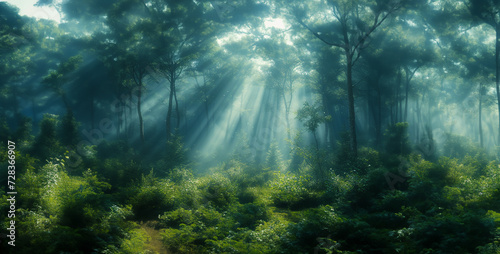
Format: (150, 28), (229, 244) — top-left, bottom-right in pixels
(496, 26), (500, 146)
(346, 52), (357, 157)
(166, 77), (175, 140)
(32, 97), (37, 123)
(174, 83), (180, 129)
(397, 69), (402, 123)
(61, 93), (71, 114)
(137, 85), (144, 144)
(404, 68), (409, 122)
(282, 92), (292, 140)
(376, 78), (382, 147)
(416, 96), (421, 142)
(90, 93), (95, 129)
(479, 83), (484, 147)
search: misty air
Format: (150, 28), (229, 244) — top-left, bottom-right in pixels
(1, 0), (500, 253)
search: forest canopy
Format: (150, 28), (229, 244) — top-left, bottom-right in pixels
(2, 0), (500, 253)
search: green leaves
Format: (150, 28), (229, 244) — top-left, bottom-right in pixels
(296, 102), (331, 133)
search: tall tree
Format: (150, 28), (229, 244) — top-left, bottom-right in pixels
(41, 55), (82, 114)
(466, 0), (500, 145)
(290, 0), (405, 157)
(257, 35), (301, 140)
(137, 0), (218, 140)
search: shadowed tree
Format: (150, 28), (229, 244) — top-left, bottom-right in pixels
(466, 0), (500, 146)
(41, 55), (82, 114)
(288, 0), (408, 158)
(257, 33), (302, 140)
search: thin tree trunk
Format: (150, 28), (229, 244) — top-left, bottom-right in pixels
(137, 85), (144, 144)
(91, 93), (95, 129)
(416, 96), (421, 142)
(62, 93), (71, 114)
(376, 79), (382, 147)
(166, 78), (174, 140)
(404, 68), (409, 122)
(496, 27), (500, 146)
(346, 52), (357, 157)
(174, 83), (180, 129)
(397, 69), (402, 123)
(32, 97), (37, 123)
(479, 83), (484, 147)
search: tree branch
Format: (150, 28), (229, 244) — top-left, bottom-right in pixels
(352, 4), (400, 54)
(296, 18), (345, 48)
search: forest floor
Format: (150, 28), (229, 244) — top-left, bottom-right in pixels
(140, 221), (169, 254)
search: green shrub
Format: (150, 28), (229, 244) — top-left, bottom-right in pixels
(198, 173), (236, 210)
(283, 205), (343, 252)
(442, 133), (487, 159)
(410, 212), (494, 253)
(232, 203), (269, 230)
(130, 171), (174, 220)
(101, 159), (141, 188)
(168, 166), (194, 183)
(165, 134), (188, 170)
(159, 208), (195, 228)
(160, 206), (234, 253)
(268, 171), (312, 208)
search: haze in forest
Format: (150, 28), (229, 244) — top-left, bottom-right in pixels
(3, 1), (500, 253)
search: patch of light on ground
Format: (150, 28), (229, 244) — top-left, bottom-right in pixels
(4, 0), (60, 23)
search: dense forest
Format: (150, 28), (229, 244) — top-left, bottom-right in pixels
(2, 0), (500, 253)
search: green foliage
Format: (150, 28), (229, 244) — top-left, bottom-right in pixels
(59, 111), (79, 148)
(101, 158), (141, 188)
(198, 173), (237, 210)
(167, 166), (194, 184)
(283, 205), (345, 253)
(442, 133), (489, 162)
(32, 114), (62, 160)
(96, 140), (135, 161)
(160, 206), (235, 253)
(296, 102), (331, 134)
(232, 203), (269, 229)
(0, 117), (11, 142)
(268, 171), (320, 209)
(409, 212), (493, 253)
(119, 228), (151, 254)
(384, 122), (411, 155)
(265, 141), (282, 171)
(164, 134), (188, 170)
(14, 116), (34, 151)
(130, 171), (175, 220)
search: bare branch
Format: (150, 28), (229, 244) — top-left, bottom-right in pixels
(296, 18), (345, 48)
(352, 3), (401, 54)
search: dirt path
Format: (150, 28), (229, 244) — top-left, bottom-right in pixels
(139, 221), (169, 254)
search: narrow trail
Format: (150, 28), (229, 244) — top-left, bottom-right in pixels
(140, 221), (169, 254)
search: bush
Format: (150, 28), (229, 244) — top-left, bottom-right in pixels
(268, 171), (321, 209)
(130, 171), (174, 220)
(283, 205), (344, 253)
(232, 203), (269, 229)
(442, 133), (487, 160)
(160, 206), (234, 253)
(198, 173), (236, 210)
(167, 167), (193, 184)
